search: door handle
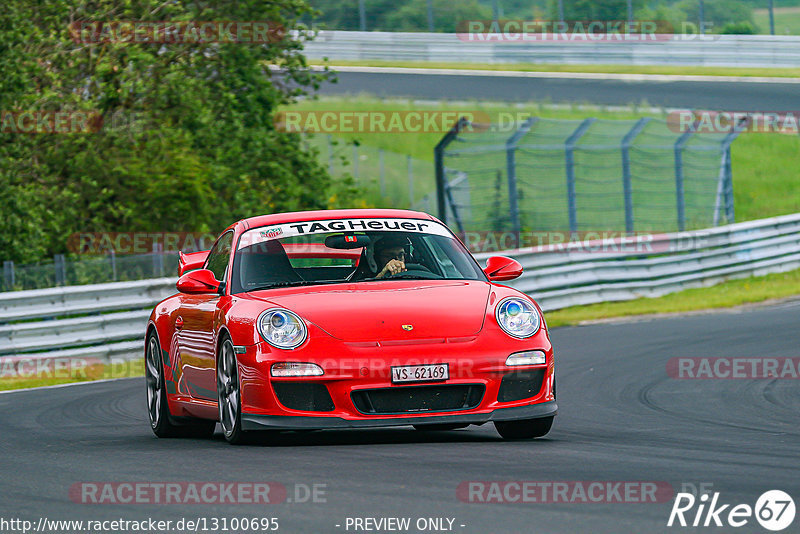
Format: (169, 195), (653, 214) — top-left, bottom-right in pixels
(175, 316), (184, 329)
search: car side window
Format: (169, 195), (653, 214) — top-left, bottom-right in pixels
(205, 231), (234, 282)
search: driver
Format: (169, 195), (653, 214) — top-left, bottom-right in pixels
(373, 234), (409, 278)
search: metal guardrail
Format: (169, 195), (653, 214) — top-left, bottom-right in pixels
(1, 213), (798, 362)
(304, 31), (800, 68)
(475, 212), (800, 310)
(0, 278), (175, 323)
(0, 278), (175, 363)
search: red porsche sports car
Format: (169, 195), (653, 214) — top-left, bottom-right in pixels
(145, 209), (556, 444)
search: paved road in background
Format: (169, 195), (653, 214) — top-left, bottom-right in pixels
(319, 70), (800, 110)
(2, 300), (798, 533)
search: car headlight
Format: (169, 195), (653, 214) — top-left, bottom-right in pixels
(496, 297), (541, 338)
(257, 309), (307, 349)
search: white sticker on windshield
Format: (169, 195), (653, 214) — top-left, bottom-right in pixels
(238, 218), (452, 250)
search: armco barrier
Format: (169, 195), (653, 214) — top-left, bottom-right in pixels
(1, 214), (799, 362)
(303, 31), (800, 69)
(0, 278), (175, 363)
(474, 213), (800, 310)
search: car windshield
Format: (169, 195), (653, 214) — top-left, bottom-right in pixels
(229, 217), (486, 293)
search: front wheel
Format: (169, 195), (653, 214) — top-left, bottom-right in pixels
(217, 335), (249, 444)
(495, 416), (553, 440)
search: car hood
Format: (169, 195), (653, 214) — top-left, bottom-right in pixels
(246, 280), (491, 342)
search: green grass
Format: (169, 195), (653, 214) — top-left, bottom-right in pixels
(314, 59), (800, 79)
(731, 133), (800, 220)
(292, 97), (659, 162)
(546, 267), (800, 327)
(754, 7), (800, 35)
(0, 358), (143, 391)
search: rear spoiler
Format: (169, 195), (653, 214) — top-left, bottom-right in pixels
(178, 250), (210, 276)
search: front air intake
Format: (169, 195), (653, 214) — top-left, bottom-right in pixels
(351, 384), (484, 415)
(497, 369), (546, 402)
(273, 383), (335, 412)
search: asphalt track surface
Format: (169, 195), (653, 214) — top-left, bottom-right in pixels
(2, 300), (799, 534)
(319, 71), (800, 111)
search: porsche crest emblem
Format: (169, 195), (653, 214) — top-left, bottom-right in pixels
(401, 324), (414, 331)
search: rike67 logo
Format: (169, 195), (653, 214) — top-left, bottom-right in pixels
(668, 490), (795, 531)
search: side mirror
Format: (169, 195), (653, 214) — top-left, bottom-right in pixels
(176, 269), (220, 294)
(483, 256), (523, 282)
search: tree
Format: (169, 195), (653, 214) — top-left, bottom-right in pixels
(0, 0), (332, 263)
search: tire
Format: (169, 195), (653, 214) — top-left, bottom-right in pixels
(495, 416), (554, 440)
(217, 334), (251, 445)
(413, 424), (469, 431)
(145, 330), (216, 438)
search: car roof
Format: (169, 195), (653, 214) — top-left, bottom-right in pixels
(237, 209), (438, 231)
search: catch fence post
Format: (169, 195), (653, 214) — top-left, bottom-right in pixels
(621, 118), (650, 234)
(434, 117), (469, 225)
(54, 254), (66, 286)
(719, 116), (747, 224)
(564, 118), (595, 234)
(109, 250), (117, 282)
(153, 242), (164, 277)
(379, 149), (386, 197)
(506, 117), (537, 238)
(3, 260), (14, 291)
(407, 155), (414, 207)
(353, 143), (360, 182)
(358, 0), (366, 31)
(327, 135), (334, 175)
(674, 124), (698, 232)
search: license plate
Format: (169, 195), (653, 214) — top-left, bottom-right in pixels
(391, 363), (449, 384)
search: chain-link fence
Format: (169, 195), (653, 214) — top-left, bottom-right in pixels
(436, 117), (742, 235)
(305, 0), (792, 35)
(304, 134), (437, 211)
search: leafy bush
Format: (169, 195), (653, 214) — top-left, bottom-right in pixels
(0, 0), (333, 264)
(720, 21), (757, 33)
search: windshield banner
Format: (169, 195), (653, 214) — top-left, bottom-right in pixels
(237, 218), (452, 250)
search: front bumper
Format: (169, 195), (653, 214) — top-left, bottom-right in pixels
(242, 400), (558, 430)
(234, 322), (555, 428)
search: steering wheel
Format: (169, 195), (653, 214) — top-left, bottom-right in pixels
(385, 263), (442, 279)
(403, 262), (431, 273)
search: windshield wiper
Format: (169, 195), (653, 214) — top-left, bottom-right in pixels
(246, 280), (339, 292)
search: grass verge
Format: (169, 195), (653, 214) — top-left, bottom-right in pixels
(313, 60), (800, 79)
(0, 358), (143, 392)
(545, 267), (800, 327)
(754, 7), (800, 35)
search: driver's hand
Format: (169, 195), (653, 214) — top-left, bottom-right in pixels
(377, 259), (406, 278)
